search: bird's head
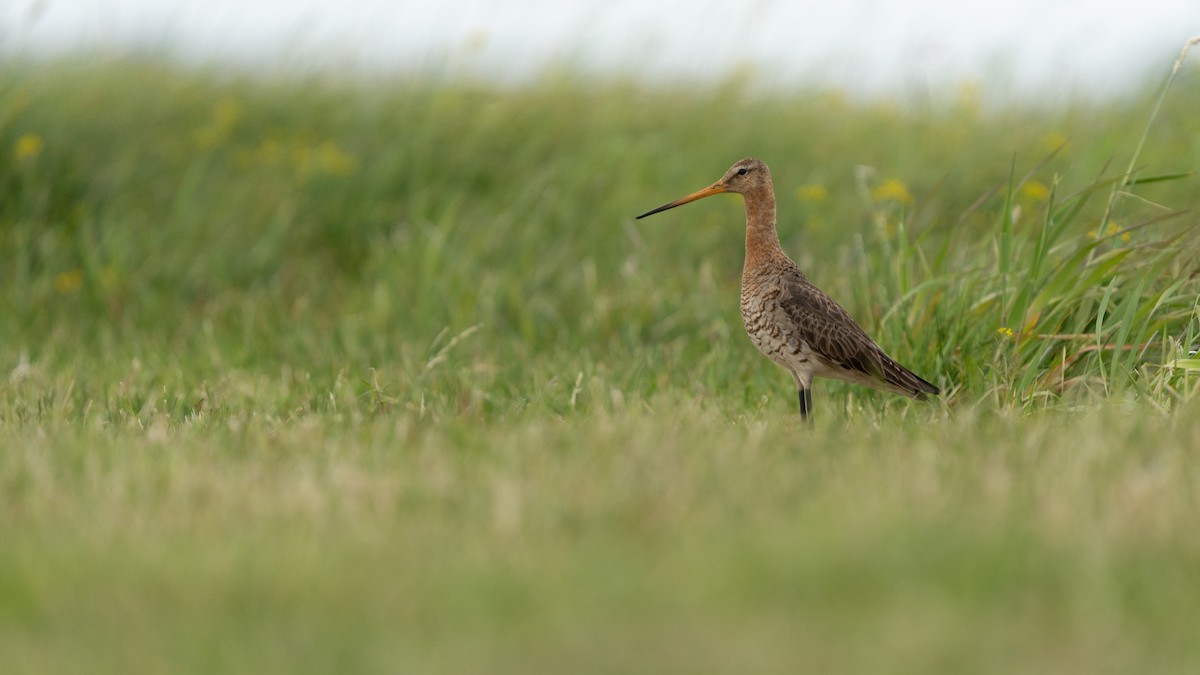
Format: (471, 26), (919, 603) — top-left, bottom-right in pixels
(636, 158), (771, 219)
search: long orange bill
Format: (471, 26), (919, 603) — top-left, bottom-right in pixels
(635, 183), (726, 219)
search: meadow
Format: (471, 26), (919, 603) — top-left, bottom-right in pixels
(2, 52), (1200, 673)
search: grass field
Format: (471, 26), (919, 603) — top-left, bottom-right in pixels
(2, 53), (1200, 673)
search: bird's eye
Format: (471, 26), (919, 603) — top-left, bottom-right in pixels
(737, 168), (748, 176)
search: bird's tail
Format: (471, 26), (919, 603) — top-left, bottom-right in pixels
(881, 357), (940, 400)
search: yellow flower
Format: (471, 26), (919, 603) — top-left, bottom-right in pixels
(1089, 221), (1130, 243)
(258, 139), (281, 161)
(818, 89), (848, 110)
(313, 141), (357, 176)
(1020, 179), (1050, 203)
(956, 81), (981, 115)
(192, 97), (242, 150)
(286, 140), (358, 178)
(796, 183), (828, 203)
(54, 269), (83, 294)
(238, 138), (281, 167)
(213, 97), (241, 128)
(997, 327), (1014, 338)
(871, 178), (914, 205)
(1041, 132), (1068, 153)
(13, 133), (43, 161)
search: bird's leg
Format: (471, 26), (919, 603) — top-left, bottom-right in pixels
(791, 372), (813, 422)
(797, 386), (812, 422)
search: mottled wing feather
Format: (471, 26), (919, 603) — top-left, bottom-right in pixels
(776, 274), (939, 398)
(777, 278), (885, 375)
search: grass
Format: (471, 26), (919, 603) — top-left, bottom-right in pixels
(2, 52), (1200, 673)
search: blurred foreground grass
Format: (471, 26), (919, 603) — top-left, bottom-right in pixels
(5, 405), (1200, 674)
(2, 58), (1200, 673)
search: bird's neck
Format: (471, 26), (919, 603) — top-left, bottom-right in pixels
(743, 187), (783, 266)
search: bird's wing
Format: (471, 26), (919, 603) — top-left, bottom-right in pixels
(775, 274), (940, 398)
(776, 275), (890, 380)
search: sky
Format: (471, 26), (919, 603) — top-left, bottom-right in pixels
(3, 0), (1199, 98)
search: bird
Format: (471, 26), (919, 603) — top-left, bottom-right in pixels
(636, 157), (939, 421)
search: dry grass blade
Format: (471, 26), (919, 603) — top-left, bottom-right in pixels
(423, 324), (483, 373)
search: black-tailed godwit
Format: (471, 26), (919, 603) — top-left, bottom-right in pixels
(637, 157), (939, 420)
